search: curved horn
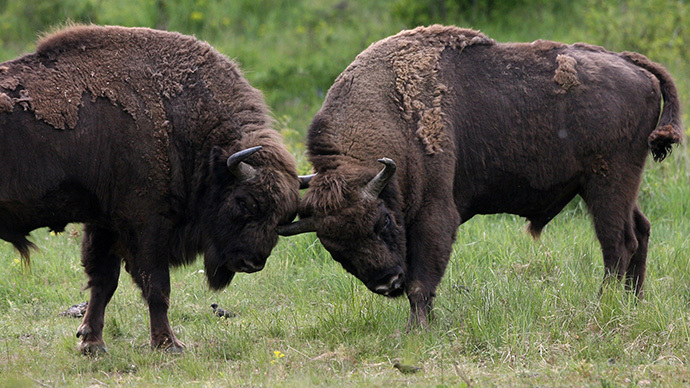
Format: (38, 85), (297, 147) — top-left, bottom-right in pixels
(227, 146), (262, 181)
(298, 173), (316, 190)
(277, 217), (318, 236)
(363, 158), (397, 199)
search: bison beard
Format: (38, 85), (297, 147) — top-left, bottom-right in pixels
(0, 25), (299, 353)
(279, 25), (683, 330)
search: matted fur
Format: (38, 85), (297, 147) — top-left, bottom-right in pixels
(554, 54), (580, 91)
(30, 24), (215, 130)
(340, 25), (495, 155)
(5, 25), (268, 185)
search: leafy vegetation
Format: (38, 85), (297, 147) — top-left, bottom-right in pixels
(0, 0), (688, 386)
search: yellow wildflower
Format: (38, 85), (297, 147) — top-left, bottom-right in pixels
(190, 11), (203, 22)
(270, 350), (285, 364)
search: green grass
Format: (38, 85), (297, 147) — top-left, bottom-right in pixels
(1, 0), (690, 386)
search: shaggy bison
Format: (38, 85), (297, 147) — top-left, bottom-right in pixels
(0, 25), (300, 352)
(279, 25), (683, 329)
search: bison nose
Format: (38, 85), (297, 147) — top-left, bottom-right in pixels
(234, 257), (266, 273)
(240, 262), (264, 273)
(372, 269), (405, 297)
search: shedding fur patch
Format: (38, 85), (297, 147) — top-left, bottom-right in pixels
(0, 93), (13, 113)
(0, 24), (251, 140)
(387, 25), (494, 154)
(23, 25), (208, 131)
(0, 75), (18, 91)
(0, 25), (260, 189)
(553, 54), (579, 91)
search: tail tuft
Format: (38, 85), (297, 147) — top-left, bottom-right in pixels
(12, 236), (37, 266)
(648, 124), (682, 162)
(527, 221), (544, 240)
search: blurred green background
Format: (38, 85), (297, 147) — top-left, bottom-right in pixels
(0, 0), (687, 165)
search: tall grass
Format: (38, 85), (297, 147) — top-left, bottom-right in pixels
(0, 0), (689, 386)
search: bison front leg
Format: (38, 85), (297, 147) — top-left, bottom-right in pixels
(77, 225), (121, 355)
(404, 205), (460, 331)
(130, 260), (185, 353)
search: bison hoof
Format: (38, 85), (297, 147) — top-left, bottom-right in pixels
(164, 344), (184, 354)
(78, 341), (107, 356)
(405, 313), (431, 333)
(153, 337), (185, 354)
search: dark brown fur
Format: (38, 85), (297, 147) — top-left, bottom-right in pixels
(294, 25), (683, 329)
(0, 25), (299, 352)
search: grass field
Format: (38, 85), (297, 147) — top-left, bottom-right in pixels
(1, 0), (689, 387)
(0, 158), (688, 387)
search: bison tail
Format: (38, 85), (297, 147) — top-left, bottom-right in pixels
(11, 235), (38, 266)
(527, 219), (545, 240)
(622, 51), (684, 162)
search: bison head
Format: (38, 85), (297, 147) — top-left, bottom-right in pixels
(201, 145), (299, 289)
(278, 158), (407, 297)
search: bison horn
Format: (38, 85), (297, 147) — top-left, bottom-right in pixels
(363, 158), (397, 199)
(227, 146), (262, 181)
(298, 173), (316, 189)
(276, 217), (317, 236)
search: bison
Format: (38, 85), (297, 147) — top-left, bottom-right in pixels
(0, 25), (300, 353)
(278, 25), (683, 329)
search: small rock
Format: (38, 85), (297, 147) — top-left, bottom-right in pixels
(59, 302), (88, 318)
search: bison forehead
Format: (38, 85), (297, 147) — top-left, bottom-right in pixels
(320, 204), (379, 238)
(300, 162), (385, 216)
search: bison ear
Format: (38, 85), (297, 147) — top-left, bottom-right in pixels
(210, 146), (230, 182)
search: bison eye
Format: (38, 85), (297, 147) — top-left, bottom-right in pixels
(383, 214), (391, 230)
(375, 213), (392, 234)
(236, 195), (258, 214)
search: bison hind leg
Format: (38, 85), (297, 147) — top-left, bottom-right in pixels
(582, 183), (645, 297)
(78, 225), (121, 355)
(626, 205), (650, 297)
